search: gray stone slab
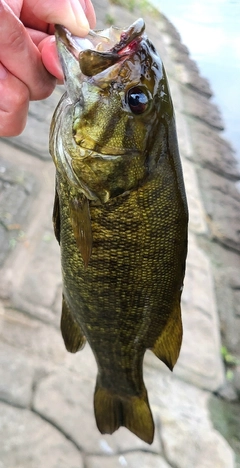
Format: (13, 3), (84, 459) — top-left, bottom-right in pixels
(86, 452), (171, 468)
(198, 168), (240, 253)
(0, 156), (38, 266)
(175, 234), (224, 390)
(0, 341), (34, 408)
(186, 119), (240, 181)
(0, 151), (61, 324)
(210, 262), (240, 354)
(233, 366), (240, 396)
(17, 228), (61, 315)
(0, 402), (83, 468)
(0, 306), (66, 366)
(181, 157), (208, 235)
(181, 85), (224, 130)
(1, 88), (63, 160)
(144, 368), (235, 468)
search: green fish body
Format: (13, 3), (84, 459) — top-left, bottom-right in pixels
(50, 19), (188, 444)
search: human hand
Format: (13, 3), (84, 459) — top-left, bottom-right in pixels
(0, 0), (96, 137)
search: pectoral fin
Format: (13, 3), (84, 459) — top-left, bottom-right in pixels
(61, 295), (86, 353)
(69, 194), (92, 268)
(151, 300), (183, 371)
(52, 187), (61, 244)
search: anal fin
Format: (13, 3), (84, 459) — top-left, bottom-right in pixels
(61, 295), (86, 353)
(151, 299), (183, 371)
(94, 381), (154, 444)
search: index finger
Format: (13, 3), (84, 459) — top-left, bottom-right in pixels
(0, 2), (56, 100)
(21, 0), (96, 36)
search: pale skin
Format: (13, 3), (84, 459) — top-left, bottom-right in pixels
(0, 0), (96, 136)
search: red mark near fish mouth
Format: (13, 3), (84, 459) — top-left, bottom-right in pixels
(116, 39), (141, 57)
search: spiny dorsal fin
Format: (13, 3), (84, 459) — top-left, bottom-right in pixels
(69, 194), (92, 268)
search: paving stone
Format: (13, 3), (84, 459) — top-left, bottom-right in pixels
(186, 119), (240, 181)
(180, 84), (224, 130)
(1, 89), (63, 160)
(233, 289), (240, 318)
(146, 233), (225, 392)
(144, 368), (235, 468)
(0, 402), (83, 468)
(172, 105), (193, 159)
(197, 168), (240, 253)
(0, 306), (66, 365)
(16, 229), (61, 319)
(0, 155), (37, 266)
(176, 233), (225, 390)
(233, 366), (240, 396)
(0, 341), (34, 408)
(0, 153), (61, 324)
(86, 452), (171, 468)
(181, 157), (208, 235)
(176, 61), (212, 98)
(217, 381), (238, 402)
(158, 407), (235, 468)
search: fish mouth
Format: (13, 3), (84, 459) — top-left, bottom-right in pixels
(55, 18), (145, 77)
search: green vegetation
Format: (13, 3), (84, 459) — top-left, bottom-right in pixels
(105, 13), (115, 25)
(221, 346), (240, 382)
(109, 0), (160, 17)
(221, 346), (240, 367)
(109, 0), (135, 12)
(209, 396), (240, 467)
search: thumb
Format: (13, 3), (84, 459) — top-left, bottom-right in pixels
(39, 36), (64, 81)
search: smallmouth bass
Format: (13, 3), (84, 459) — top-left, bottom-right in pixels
(50, 18), (188, 444)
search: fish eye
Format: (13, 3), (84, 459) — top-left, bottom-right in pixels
(127, 87), (149, 114)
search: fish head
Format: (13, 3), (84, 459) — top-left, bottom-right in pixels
(53, 19), (174, 202)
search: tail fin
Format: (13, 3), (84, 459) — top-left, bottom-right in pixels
(94, 382), (154, 444)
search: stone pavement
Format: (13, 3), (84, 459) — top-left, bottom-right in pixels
(0, 1), (239, 467)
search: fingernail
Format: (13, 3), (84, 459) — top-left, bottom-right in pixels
(0, 62), (8, 79)
(70, 0), (90, 33)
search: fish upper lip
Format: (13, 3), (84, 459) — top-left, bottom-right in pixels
(55, 18), (145, 60)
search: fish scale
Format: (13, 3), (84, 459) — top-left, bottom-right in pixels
(50, 18), (188, 444)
